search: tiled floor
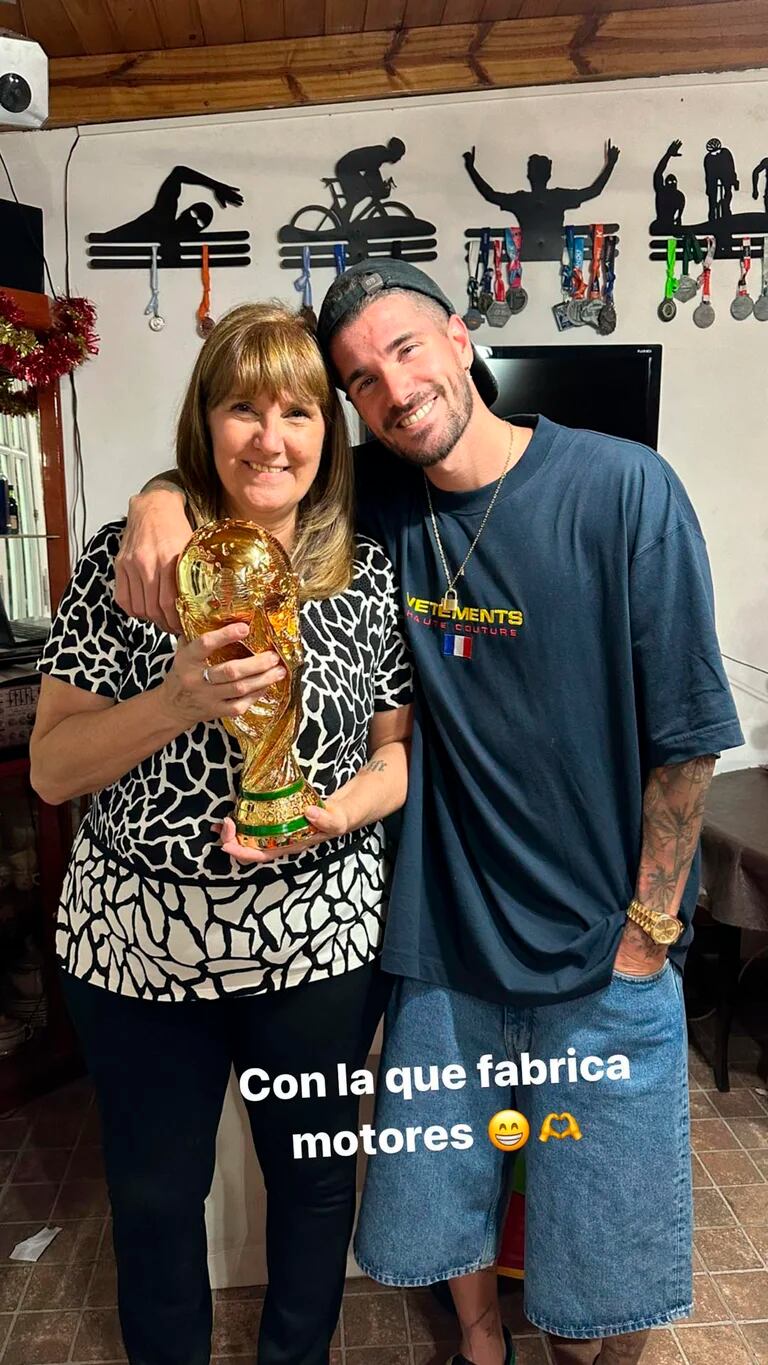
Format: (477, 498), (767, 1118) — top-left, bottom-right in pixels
(0, 1035), (767, 1364)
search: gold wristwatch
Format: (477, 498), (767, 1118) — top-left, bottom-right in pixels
(626, 898), (684, 946)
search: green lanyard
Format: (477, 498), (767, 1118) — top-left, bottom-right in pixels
(664, 237), (679, 300)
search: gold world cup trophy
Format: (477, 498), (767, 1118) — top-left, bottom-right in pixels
(176, 520), (322, 849)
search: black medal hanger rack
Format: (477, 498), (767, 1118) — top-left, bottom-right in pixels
(85, 165), (251, 271)
(464, 225), (620, 262)
(649, 233), (767, 263)
(87, 236), (251, 270)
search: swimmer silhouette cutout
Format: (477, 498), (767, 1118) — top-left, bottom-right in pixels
(87, 165), (248, 270)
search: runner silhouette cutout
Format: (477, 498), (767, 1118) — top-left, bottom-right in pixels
(752, 157), (768, 214)
(652, 140), (686, 232)
(463, 141), (620, 261)
(88, 165), (244, 266)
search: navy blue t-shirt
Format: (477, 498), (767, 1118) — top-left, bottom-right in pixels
(355, 414), (743, 1006)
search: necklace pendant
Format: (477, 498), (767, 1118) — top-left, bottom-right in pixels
(441, 587), (459, 612)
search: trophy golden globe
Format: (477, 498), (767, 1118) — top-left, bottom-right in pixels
(176, 519), (321, 849)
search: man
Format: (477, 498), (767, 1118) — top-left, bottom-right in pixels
(752, 155), (768, 214)
(116, 261), (742, 1365)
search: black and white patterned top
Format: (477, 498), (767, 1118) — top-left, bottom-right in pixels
(39, 521), (413, 1003)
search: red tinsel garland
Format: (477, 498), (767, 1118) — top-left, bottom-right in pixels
(0, 291), (99, 387)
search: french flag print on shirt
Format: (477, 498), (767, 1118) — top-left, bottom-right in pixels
(443, 633), (473, 659)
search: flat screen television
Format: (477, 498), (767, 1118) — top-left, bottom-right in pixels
(482, 344), (662, 449)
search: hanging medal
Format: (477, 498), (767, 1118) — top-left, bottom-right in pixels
(333, 243), (347, 276)
(195, 243), (214, 338)
(504, 228), (528, 314)
(730, 238), (754, 320)
(693, 236), (716, 329)
(487, 238), (511, 327)
(478, 229), (494, 315)
(144, 243), (165, 332)
(657, 238), (678, 322)
(754, 243), (768, 320)
(462, 240), (484, 330)
(553, 227), (576, 332)
(566, 234), (587, 325)
(581, 224), (605, 328)
(676, 234), (703, 304)
(597, 234), (618, 335)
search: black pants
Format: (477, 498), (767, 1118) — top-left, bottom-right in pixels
(61, 962), (391, 1365)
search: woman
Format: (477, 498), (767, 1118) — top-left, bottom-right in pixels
(30, 303), (413, 1365)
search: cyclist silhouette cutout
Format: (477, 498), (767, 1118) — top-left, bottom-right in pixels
(335, 138), (406, 218)
(463, 141), (620, 261)
(652, 140), (686, 232)
(88, 165), (244, 265)
(752, 157), (768, 214)
(704, 139), (739, 222)
(281, 138), (436, 263)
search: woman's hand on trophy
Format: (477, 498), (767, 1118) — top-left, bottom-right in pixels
(213, 803), (349, 863)
(157, 622), (287, 728)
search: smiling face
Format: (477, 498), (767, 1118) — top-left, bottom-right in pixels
(330, 292), (476, 469)
(487, 1109), (530, 1153)
(207, 390), (325, 532)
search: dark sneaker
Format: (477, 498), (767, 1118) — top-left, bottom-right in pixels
(446, 1324), (516, 1365)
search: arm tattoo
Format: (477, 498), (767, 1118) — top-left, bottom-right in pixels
(636, 754), (716, 917)
(364, 759), (387, 773)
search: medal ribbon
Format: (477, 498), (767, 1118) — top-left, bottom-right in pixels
(683, 233), (704, 276)
(699, 235), (715, 301)
(492, 238), (506, 302)
(196, 244), (211, 328)
(480, 228), (492, 300)
(504, 228), (523, 292)
(333, 243), (347, 276)
(737, 238), (751, 296)
(588, 224), (604, 299)
(664, 237), (678, 301)
(571, 235), (586, 300)
(144, 243), (162, 323)
(562, 226), (575, 296)
(602, 235), (617, 303)
(295, 245), (313, 310)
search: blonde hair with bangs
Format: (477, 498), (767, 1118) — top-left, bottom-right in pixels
(176, 302), (355, 602)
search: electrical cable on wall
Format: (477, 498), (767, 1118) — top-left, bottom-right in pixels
(63, 128), (87, 558)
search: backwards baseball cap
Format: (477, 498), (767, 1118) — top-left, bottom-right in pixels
(316, 257), (498, 406)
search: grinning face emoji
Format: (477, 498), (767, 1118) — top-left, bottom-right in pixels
(487, 1110), (530, 1153)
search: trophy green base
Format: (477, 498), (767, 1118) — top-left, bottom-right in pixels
(235, 778), (321, 850)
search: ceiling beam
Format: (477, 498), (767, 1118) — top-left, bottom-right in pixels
(45, 0), (768, 129)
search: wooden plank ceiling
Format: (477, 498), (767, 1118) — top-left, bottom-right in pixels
(2, 0), (766, 125)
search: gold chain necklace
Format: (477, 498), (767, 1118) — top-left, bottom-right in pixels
(424, 426), (515, 612)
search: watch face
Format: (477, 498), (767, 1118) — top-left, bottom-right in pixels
(653, 917), (682, 946)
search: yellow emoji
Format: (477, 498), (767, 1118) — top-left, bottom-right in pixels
(488, 1109), (530, 1152)
(539, 1112), (583, 1142)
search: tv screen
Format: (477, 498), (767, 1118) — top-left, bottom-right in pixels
(483, 344), (662, 449)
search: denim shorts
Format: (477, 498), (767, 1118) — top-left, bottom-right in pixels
(354, 961), (693, 1339)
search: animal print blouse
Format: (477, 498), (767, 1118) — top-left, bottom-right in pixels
(38, 522), (412, 1002)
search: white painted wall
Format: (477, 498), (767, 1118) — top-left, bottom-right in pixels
(2, 71), (765, 764)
